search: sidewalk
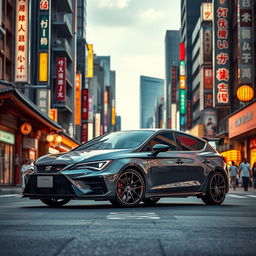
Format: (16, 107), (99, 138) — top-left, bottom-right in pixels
(228, 186), (256, 194)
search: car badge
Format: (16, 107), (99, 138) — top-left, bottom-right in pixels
(45, 166), (52, 171)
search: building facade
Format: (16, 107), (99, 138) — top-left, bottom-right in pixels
(164, 30), (180, 128)
(140, 75), (164, 128)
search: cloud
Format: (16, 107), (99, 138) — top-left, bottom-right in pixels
(98, 0), (130, 9)
(140, 8), (165, 21)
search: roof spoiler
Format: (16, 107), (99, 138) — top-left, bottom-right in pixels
(202, 137), (224, 145)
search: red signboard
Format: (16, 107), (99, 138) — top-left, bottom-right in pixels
(82, 89), (88, 120)
(171, 66), (177, 103)
(180, 43), (185, 61)
(204, 68), (213, 89)
(81, 123), (88, 143)
(55, 57), (66, 101)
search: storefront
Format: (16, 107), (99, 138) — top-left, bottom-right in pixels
(0, 84), (79, 186)
(228, 100), (256, 166)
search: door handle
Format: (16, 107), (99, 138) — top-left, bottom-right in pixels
(176, 159), (184, 164)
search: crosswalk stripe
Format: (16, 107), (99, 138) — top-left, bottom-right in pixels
(228, 194), (248, 198)
(107, 212), (160, 220)
(0, 194), (21, 198)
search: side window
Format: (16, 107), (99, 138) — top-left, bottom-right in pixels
(175, 133), (205, 151)
(143, 132), (178, 151)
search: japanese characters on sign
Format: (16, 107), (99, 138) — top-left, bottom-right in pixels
(213, 0), (230, 106)
(81, 89), (89, 143)
(37, 89), (49, 114)
(75, 74), (81, 125)
(55, 57), (66, 101)
(171, 66), (177, 104)
(238, 0), (253, 85)
(39, 15), (49, 49)
(201, 25), (212, 63)
(200, 68), (213, 111)
(201, 3), (213, 21)
(15, 0), (29, 82)
(40, 0), (49, 10)
(50, 109), (58, 122)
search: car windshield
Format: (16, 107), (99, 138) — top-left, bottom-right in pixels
(74, 131), (155, 151)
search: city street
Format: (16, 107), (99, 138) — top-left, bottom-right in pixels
(1, 190), (256, 256)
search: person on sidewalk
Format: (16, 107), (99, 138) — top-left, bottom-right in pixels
(229, 161), (238, 190)
(238, 158), (252, 191)
(21, 159), (31, 189)
(252, 162), (256, 189)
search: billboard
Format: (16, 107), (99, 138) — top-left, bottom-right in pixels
(203, 108), (217, 137)
(15, 0), (29, 82)
(213, 0), (231, 106)
(55, 57), (66, 101)
(86, 44), (94, 78)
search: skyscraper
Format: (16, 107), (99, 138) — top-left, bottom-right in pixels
(164, 30), (180, 128)
(140, 76), (164, 128)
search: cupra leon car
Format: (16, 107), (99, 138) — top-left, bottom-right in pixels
(23, 130), (229, 207)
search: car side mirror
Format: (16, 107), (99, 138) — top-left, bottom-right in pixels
(152, 144), (170, 156)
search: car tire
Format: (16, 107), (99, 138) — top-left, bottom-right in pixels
(142, 198), (160, 206)
(201, 171), (227, 205)
(40, 198), (70, 207)
(111, 169), (145, 207)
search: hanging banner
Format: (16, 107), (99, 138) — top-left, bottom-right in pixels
(203, 109), (217, 137)
(15, 0), (29, 82)
(213, 0), (231, 106)
(39, 14), (49, 50)
(55, 57), (66, 101)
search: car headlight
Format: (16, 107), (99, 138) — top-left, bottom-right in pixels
(70, 160), (112, 171)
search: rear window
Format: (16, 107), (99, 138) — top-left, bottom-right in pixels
(175, 133), (205, 151)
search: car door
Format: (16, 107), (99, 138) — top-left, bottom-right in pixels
(145, 131), (189, 194)
(172, 132), (208, 192)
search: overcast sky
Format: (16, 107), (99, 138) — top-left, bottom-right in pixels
(87, 0), (181, 130)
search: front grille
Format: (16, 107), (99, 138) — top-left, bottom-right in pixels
(36, 165), (66, 173)
(24, 174), (76, 197)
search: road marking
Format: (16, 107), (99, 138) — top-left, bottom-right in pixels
(0, 194), (21, 198)
(228, 194), (249, 199)
(247, 195), (256, 198)
(107, 212), (160, 220)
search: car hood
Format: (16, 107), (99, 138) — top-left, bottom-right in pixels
(35, 149), (133, 165)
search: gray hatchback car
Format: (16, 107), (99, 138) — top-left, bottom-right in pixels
(23, 129), (229, 207)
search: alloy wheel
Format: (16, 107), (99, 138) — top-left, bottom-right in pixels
(209, 173), (226, 203)
(115, 170), (144, 206)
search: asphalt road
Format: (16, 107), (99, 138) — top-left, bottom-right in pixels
(0, 191), (256, 256)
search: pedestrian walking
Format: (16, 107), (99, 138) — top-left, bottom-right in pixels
(238, 159), (252, 191)
(229, 161), (238, 190)
(21, 159), (30, 189)
(252, 162), (256, 189)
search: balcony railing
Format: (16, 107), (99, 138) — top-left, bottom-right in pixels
(52, 13), (73, 37)
(53, 38), (72, 61)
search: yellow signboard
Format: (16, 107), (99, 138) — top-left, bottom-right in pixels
(180, 75), (186, 89)
(112, 107), (116, 126)
(49, 109), (58, 122)
(39, 52), (48, 82)
(75, 73), (81, 125)
(86, 44), (93, 78)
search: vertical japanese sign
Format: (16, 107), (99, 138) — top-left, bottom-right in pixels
(200, 68), (213, 111)
(179, 43), (186, 130)
(104, 90), (108, 133)
(55, 57), (66, 101)
(201, 2), (213, 21)
(75, 73), (81, 125)
(171, 66), (177, 104)
(39, 15), (49, 49)
(201, 25), (212, 64)
(81, 89), (88, 143)
(86, 44), (94, 78)
(203, 109), (217, 137)
(238, 0), (253, 85)
(15, 0), (29, 82)
(213, 0), (231, 106)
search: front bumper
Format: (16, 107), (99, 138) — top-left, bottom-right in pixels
(23, 173), (109, 199)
